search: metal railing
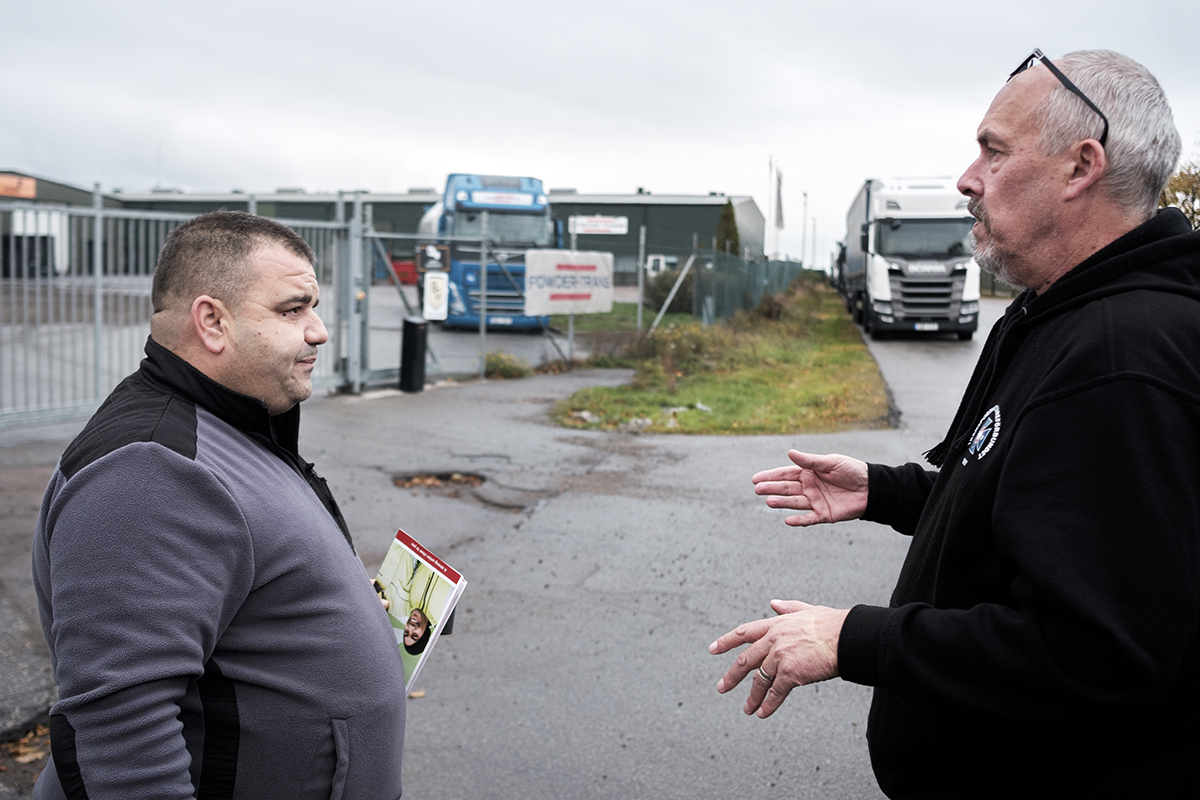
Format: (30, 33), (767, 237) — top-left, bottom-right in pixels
(0, 196), (351, 429)
(0, 193), (563, 428)
(1, 201), (186, 427)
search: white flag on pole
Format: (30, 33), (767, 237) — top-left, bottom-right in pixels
(775, 168), (784, 230)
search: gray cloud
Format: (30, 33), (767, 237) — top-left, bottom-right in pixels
(3, 0), (1197, 262)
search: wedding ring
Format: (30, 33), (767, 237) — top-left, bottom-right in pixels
(756, 666), (775, 683)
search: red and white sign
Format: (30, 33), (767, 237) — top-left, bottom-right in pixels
(523, 250), (614, 315)
(568, 215), (628, 235)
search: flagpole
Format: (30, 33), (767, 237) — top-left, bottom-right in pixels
(767, 156), (775, 260)
(801, 192), (808, 269)
(774, 165), (783, 261)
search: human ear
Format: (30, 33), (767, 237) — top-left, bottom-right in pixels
(191, 295), (229, 354)
(1063, 139), (1107, 200)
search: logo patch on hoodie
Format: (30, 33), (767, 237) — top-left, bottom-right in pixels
(967, 405), (1001, 461)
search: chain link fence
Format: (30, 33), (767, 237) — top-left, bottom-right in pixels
(692, 251), (808, 324)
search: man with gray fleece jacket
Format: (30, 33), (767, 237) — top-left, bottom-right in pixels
(712, 50), (1200, 797)
(32, 212), (406, 799)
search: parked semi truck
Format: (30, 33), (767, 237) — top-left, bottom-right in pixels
(417, 173), (560, 329)
(841, 178), (980, 340)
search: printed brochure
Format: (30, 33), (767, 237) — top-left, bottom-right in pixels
(373, 529), (467, 692)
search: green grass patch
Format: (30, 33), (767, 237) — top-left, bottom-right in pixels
(551, 276), (891, 434)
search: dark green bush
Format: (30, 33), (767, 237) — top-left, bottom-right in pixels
(642, 267), (694, 315)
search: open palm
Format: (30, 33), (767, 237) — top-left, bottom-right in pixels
(751, 450), (869, 526)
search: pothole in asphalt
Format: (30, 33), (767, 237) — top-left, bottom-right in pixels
(394, 472), (486, 499)
(393, 471), (558, 515)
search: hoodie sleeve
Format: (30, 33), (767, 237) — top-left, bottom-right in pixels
(36, 442), (254, 799)
(862, 462), (939, 536)
(841, 378), (1200, 718)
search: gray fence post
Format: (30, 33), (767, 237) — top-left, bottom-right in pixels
(347, 193), (364, 393)
(478, 211), (488, 380)
(333, 192), (347, 389)
(636, 225), (646, 332)
(92, 184), (104, 402)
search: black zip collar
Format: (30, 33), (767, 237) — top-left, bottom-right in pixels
(140, 337), (302, 457)
(138, 337), (354, 550)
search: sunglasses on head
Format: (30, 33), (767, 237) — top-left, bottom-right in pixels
(1009, 48), (1109, 148)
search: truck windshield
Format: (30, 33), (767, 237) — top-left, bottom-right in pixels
(876, 218), (974, 259)
(454, 211), (553, 246)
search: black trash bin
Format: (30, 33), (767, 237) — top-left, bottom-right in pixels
(400, 316), (427, 393)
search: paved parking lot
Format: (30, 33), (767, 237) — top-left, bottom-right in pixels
(0, 296), (1011, 799)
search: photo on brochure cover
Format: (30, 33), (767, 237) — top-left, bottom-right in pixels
(374, 529), (466, 691)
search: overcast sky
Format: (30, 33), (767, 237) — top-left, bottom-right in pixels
(4, 0), (1199, 264)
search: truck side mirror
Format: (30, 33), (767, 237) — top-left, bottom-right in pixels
(860, 223), (870, 252)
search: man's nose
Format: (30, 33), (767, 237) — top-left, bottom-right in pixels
(957, 158), (982, 198)
(308, 311), (329, 345)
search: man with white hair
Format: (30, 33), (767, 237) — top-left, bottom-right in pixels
(712, 50), (1200, 797)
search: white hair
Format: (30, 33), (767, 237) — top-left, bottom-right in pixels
(1035, 50), (1181, 218)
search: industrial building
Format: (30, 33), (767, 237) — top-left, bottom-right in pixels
(2, 170), (765, 284)
(548, 188), (764, 282)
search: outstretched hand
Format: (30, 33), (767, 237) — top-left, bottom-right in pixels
(752, 450), (868, 527)
(710, 600), (849, 718)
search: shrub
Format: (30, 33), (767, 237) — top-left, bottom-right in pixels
(626, 322), (727, 392)
(642, 267), (694, 315)
(485, 350), (533, 379)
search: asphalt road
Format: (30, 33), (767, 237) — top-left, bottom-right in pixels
(305, 296), (1011, 800)
(0, 295), (1012, 799)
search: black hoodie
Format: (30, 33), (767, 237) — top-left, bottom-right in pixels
(839, 208), (1200, 799)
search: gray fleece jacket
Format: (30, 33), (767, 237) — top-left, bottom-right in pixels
(32, 338), (406, 800)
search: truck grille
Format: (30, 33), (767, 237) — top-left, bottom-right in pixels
(467, 286), (525, 312)
(467, 269), (527, 313)
(891, 274), (955, 318)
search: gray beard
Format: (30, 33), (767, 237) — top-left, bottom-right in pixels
(970, 227), (1025, 289)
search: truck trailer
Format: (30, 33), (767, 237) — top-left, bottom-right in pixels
(841, 178), (980, 340)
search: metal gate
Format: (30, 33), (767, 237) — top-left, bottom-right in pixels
(2, 193), (581, 429)
(0, 197), (365, 429)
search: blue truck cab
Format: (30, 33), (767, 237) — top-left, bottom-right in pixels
(417, 174), (560, 329)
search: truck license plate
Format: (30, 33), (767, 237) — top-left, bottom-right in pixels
(914, 322), (940, 331)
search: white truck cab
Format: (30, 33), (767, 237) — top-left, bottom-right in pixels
(841, 178), (980, 340)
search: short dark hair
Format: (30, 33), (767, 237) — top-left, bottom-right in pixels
(152, 211), (316, 313)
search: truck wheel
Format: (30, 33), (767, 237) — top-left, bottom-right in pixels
(958, 330), (974, 341)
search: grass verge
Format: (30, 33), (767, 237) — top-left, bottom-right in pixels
(551, 275), (892, 435)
